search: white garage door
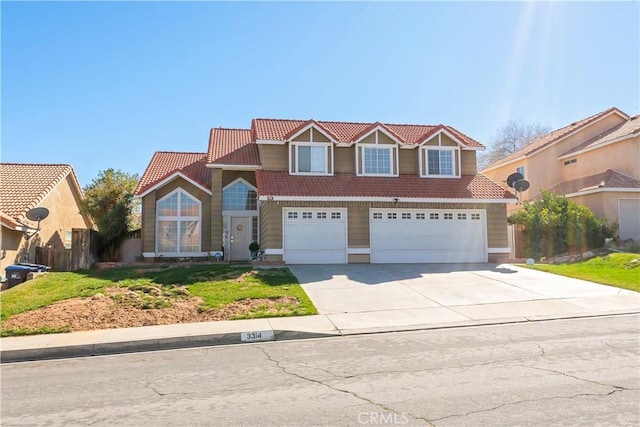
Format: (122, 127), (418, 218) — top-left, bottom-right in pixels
(283, 208), (347, 264)
(370, 209), (486, 263)
(619, 199), (640, 241)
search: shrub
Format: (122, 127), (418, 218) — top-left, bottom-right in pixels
(509, 191), (616, 259)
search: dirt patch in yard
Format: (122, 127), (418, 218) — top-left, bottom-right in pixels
(1, 286), (300, 333)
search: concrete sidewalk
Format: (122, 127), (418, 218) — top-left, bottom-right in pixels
(2, 264), (639, 363)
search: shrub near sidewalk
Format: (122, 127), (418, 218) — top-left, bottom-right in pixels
(1, 264), (317, 336)
(523, 252), (640, 293)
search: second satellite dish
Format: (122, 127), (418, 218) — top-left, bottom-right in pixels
(513, 179), (530, 192)
(26, 207), (50, 222)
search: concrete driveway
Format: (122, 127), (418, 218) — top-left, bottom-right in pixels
(288, 263), (640, 332)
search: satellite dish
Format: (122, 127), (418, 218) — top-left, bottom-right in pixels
(506, 173), (524, 188)
(26, 207), (50, 222)
(513, 179), (530, 193)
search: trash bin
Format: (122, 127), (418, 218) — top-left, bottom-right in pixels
(17, 263), (51, 272)
(5, 265), (31, 288)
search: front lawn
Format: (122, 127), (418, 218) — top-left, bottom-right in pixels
(0, 264), (317, 336)
(523, 252), (640, 292)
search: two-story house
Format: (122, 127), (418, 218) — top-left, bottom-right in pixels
(482, 107), (640, 242)
(136, 119), (516, 264)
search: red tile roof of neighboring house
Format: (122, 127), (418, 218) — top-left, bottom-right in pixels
(135, 152), (210, 196)
(251, 118), (484, 148)
(560, 114), (640, 157)
(207, 128), (260, 166)
(485, 107), (629, 170)
(0, 163), (82, 223)
(255, 171), (515, 200)
(546, 169), (640, 196)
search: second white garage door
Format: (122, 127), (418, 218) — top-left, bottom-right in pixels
(619, 199), (640, 241)
(283, 208), (347, 264)
(370, 209), (487, 263)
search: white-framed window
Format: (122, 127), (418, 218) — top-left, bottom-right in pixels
(317, 212), (327, 219)
(302, 212), (313, 219)
(288, 212), (298, 219)
(291, 142), (330, 175)
(223, 180), (257, 211)
(387, 213), (397, 219)
(516, 166), (526, 178)
(373, 212), (383, 219)
(402, 213), (411, 220)
(471, 213), (481, 220)
(363, 146), (393, 175)
(65, 230), (72, 249)
(156, 189), (201, 254)
(430, 213), (439, 220)
(457, 213), (467, 220)
(416, 213), (426, 220)
(331, 212), (341, 219)
(426, 149), (455, 176)
(444, 213), (453, 220)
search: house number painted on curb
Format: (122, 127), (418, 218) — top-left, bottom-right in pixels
(241, 330), (274, 342)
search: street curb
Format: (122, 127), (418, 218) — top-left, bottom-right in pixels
(2, 311), (638, 364)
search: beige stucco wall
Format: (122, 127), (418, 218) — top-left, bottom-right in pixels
(483, 113), (628, 203)
(562, 136), (639, 182)
(1, 175), (92, 273)
(568, 191), (640, 237)
(140, 177), (213, 254)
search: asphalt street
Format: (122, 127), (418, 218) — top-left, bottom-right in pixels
(2, 314), (638, 426)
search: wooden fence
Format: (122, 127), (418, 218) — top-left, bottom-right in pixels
(36, 228), (97, 271)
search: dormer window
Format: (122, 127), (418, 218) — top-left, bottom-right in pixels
(355, 129), (399, 176)
(296, 144), (327, 174)
(419, 131), (461, 178)
(288, 126), (334, 175)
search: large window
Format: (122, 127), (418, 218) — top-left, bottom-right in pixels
(223, 180), (257, 211)
(426, 149), (455, 176)
(295, 145), (327, 174)
(363, 147), (392, 174)
(156, 190), (201, 254)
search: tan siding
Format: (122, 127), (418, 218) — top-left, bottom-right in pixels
(398, 149), (418, 174)
(348, 205), (369, 247)
(440, 134), (459, 147)
(259, 202), (283, 250)
(348, 254), (370, 263)
(378, 131), (396, 145)
(142, 194), (156, 252)
(211, 169), (223, 251)
(360, 133), (376, 144)
(292, 129), (311, 142)
(335, 146), (355, 173)
(461, 151), (477, 174)
(258, 144), (288, 171)
(311, 128), (330, 142)
(487, 205), (508, 248)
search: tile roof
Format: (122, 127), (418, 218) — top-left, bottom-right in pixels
(547, 169), (640, 196)
(560, 114), (640, 157)
(207, 128), (260, 166)
(135, 152), (210, 196)
(486, 107), (629, 169)
(251, 118), (484, 148)
(0, 163), (80, 223)
(255, 171), (515, 200)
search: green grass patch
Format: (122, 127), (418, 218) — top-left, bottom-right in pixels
(0, 264), (317, 326)
(523, 252), (640, 292)
(1, 325), (72, 337)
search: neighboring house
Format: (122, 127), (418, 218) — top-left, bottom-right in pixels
(137, 118), (516, 264)
(0, 163), (95, 273)
(482, 107), (640, 241)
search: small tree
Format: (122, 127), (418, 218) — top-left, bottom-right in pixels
(479, 120), (551, 169)
(80, 169), (140, 261)
(509, 191), (616, 259)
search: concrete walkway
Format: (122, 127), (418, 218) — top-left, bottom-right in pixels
(1, 264), (638, 363)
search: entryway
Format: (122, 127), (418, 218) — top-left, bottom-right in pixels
(230, 217), (251, 261)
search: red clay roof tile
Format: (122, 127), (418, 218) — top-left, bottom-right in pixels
(255, 171), (515, 200)
(207, 128), (259, 165)
(251, 119), (484, 148)
(0, 163), (80, 222)
(135, 152), (210, 196)
(547, 169), (640, 195)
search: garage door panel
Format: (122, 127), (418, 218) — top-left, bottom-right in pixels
(284, 208), (347, 264)
(370, 209), (486, 264)
(619, 199), (640, 241)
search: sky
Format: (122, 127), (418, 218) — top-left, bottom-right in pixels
(2, 1), (639, 188)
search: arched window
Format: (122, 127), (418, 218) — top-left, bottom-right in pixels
(223, 180), (257, 211)
(156, 189), (201, 254)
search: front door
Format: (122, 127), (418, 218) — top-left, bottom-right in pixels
(230, 217), (251, 261)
